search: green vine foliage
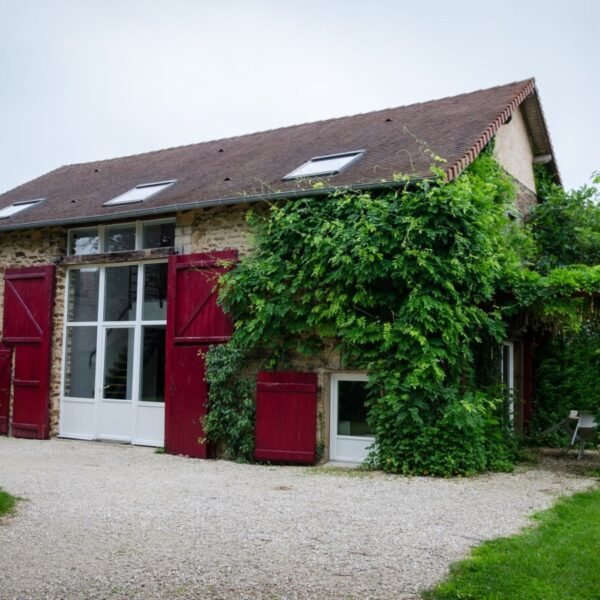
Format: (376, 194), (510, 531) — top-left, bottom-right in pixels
(529, 167), (600, 273)
(202, 343), (255, 460)
(203, 154), (600, 474)
(206, 153), (522, 474)
(529, 320), (600, 445)
(522, 169), (600, 443)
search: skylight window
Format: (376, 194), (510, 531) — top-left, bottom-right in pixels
(0, 199), (43, 219)
(283, 150), (364, 180)
(104, 180), (175, 206)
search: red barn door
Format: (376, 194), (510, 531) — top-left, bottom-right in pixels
(2, 265), (55, 439)
(0, 345), (12, 435)
(165, 251), (237, 457)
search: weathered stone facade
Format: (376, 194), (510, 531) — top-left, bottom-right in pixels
(179, 202), (261, 257)
(514, 179), (539, 218)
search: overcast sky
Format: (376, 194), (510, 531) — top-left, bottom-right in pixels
(0, 0), (598, 194)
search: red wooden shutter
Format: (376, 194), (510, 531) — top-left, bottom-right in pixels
(0, 345), (12, 435)
(165, 250), (237, 457)
(2, 265), (55, 439)
(255, 372), (318, 464)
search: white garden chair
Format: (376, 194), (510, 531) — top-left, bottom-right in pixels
(542, 410), (598, 460)
(569, 412), (598, 460)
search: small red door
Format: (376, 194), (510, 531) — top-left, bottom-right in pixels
(0, 345), (12, 435)
(255, 372), (318, 464)
(165, 251), (237, 457)
(2, 265), (55, 439)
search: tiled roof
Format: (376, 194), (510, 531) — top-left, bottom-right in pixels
(0, 78), (557, 230)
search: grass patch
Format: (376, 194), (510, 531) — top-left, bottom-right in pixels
(424, 487), (600, 600)
(0, 489), (18, 517)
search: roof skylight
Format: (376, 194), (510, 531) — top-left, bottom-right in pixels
(104, 180), (175, 206)
(283, 150), (365, 180)
(0, 199), (43, 219)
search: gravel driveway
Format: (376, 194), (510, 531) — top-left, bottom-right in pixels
(0, 438), (597, 600)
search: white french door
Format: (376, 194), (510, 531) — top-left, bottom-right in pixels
(501, 341), (515, 426)
(60, 262), (167, 446)
(330, 373), (374, 463)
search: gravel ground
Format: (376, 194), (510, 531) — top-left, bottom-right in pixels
(0, 438), (597, 600)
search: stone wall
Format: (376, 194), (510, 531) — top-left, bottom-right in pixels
(514, 178), (539, 218)
(176, 203), (259, 257)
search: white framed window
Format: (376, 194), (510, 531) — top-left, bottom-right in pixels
(67, 218), (175, 256)
(283, 150), (365, 180)
(329, 373), (374, 463)
(0, 199), (43, 219)
(501, 341), (515, 426)
(104, 180), (175, 206)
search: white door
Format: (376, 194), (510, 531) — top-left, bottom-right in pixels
(502, 341), (515, 426)
(330, 373), (374, 463)
(60, 262), (167, 446)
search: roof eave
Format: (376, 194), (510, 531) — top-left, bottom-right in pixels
(0, 178), (418, 232)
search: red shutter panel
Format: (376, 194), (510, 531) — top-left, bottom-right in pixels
(0, 345), (12, 435)
(255, 372), (318, 464)
(2, 265), (55, 439)
(165, 251), (237, 457)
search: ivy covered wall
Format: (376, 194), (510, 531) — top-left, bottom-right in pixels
(203, 151), (600, 476)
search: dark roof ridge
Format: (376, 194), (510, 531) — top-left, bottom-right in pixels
(60, 78), (536, 171)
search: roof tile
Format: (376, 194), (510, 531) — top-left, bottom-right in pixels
(0, 79), (552, 230)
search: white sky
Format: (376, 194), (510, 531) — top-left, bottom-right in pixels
(0, 0), (598, 194)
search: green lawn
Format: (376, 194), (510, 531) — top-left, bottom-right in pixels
(0, 488), (18, 516)
(425, 487), (600, 600)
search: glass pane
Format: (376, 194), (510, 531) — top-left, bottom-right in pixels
(67, 268), (99, 322)
(69, 228), (99, 255)
(0, 201), (39, 218)
(285, 153), (362, 179)
(503, 345), (512, 389)
(142, 264), (168, 320)
(105, 224), (136, 252)
(338, 380), (372, 437)
(64, 327), (97, 398)
(142, 221), (175, 249)
(104, 266), (138, 321)
(103, 328), (134, 400)
(141, 326), (166, 402)
(105, 182), (172, 206)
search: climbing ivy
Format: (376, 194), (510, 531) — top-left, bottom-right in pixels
(203, 153), (600, 475)
(528, 319), (600, 445)
(529, 166), (600, 273)
(202, 342), (254, 460)
(523, 169), (600, 443)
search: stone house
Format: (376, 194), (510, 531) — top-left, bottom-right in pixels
(0, 78), (559, 463)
